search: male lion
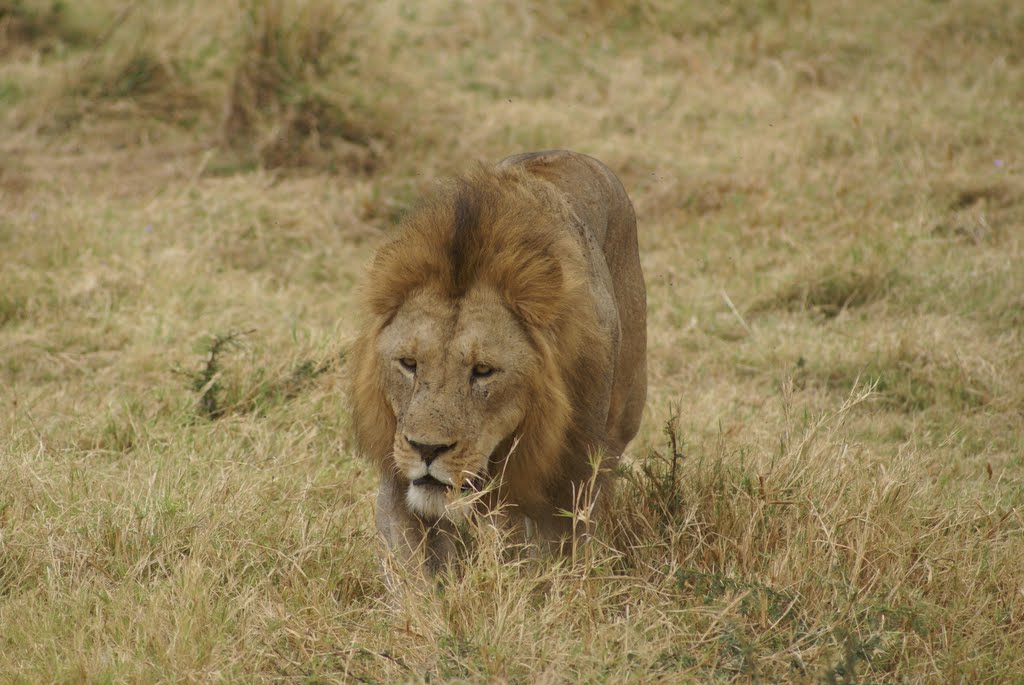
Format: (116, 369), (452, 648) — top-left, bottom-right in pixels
(350, 150), (646, 574)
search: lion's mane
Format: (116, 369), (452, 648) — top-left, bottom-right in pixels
(350, 165), (606, 508)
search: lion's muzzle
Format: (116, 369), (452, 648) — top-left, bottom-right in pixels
(406, 438), (457, 466)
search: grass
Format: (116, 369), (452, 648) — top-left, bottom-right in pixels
(1, 0), (1023, 681)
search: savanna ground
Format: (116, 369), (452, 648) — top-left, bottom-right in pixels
(1, 1), (1023, 682)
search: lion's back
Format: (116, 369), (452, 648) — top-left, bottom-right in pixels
(498, 150), (647, 454)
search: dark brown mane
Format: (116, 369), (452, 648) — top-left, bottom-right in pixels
(448, 179), (482, 296)
(364, 165), (590, 331)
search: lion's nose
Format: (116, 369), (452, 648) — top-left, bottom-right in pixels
(407, 439), (456, 466)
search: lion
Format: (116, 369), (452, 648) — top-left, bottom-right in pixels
(350, 149), (646, 574)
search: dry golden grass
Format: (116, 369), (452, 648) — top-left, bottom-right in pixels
(2, 0), (1023, 682)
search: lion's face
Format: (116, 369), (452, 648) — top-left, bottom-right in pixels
(376, 284), (537, 519)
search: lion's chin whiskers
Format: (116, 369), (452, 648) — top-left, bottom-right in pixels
(405, 483), (449, 520)
(403, 469), (492, 523)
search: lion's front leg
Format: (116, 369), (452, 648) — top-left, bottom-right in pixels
(375, 476), (457, 578)
(527, 476), (609, 558)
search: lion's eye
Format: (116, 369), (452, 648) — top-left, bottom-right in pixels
(471, 363), (495, 378)
(399, 357), (417, 372)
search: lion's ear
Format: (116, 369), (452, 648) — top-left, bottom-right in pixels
(364, 244), (411, 317)
(365, 236), (447, 317)
(501, 254), (574, 329)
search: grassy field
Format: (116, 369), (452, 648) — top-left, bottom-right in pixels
(2, 0), (1023, 682)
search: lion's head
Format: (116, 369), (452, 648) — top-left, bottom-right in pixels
(350, 166), (601, 520)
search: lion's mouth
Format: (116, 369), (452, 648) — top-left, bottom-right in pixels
(410, 474), (485, 493)
(412, 474), (451, 489)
